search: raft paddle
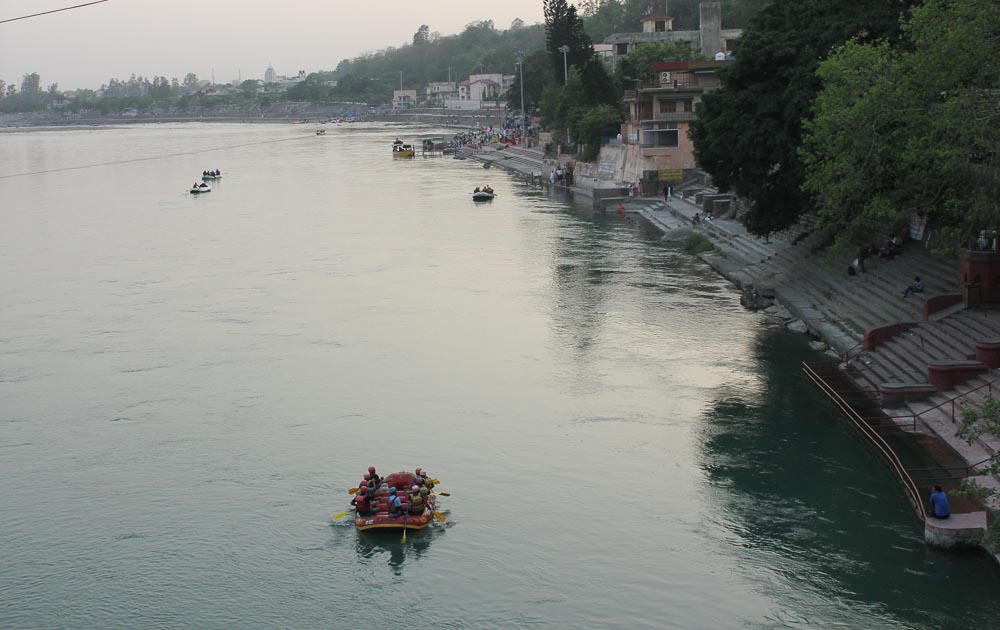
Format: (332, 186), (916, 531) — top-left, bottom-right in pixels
(401, 509), (408, 544)
(333, 509), (352, 520)
(433, 491), (450, 497)
(433, 511), (447, 523)
(348, 487), (358, 494)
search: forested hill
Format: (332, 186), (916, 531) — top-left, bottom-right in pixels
(330, 0), (769, 103)
(329, 21), (546, 103)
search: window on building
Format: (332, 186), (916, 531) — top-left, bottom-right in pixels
(617, 43), (628, 56)
(641, 123), (679, 148)
(659, 100), (676, 113)
(683, 100), (693, 112)
(655, 20), (666, 32)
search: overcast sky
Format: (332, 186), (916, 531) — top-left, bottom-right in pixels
(0, 0), (546, 90)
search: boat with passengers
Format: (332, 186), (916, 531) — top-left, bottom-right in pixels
(392, 138), (415, 158)
(472, 185), (495, 201)
(353, 470), (438, 532)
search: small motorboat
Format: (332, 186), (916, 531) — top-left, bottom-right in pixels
(354, 471), (438, 532)
(190, 184), (211, 194)
(201, 171), (222, 180)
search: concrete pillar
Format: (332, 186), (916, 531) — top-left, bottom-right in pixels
(699, 2), (723, 58)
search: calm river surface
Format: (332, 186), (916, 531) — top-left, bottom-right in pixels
(2, 123), (999, 628)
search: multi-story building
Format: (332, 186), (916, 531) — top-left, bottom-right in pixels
(392, 89), (418, 109)
(621, 60), (728, 174)
(457, 74), (515, 103)
(425, 82), (457, 103)
(604, 2), (741, 61)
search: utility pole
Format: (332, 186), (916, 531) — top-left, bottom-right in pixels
(398, 70), (403, 90)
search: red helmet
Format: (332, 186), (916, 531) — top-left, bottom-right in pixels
(360, 480), (368, 487)
(368, 466), (376, 473)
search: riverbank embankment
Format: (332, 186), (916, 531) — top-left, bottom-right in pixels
(458, 138), (998, 558)
(621, 192), (1000, 559)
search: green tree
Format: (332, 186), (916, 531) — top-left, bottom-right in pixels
(689, 0), (917, 237)
(569, 103), (624, 161)
(285, 74), (333, 102)
(507, 48), (553, 113)
(544, 0), (594, 83)
(20, 72), (41, 95)
(957, 394), (1000, 549)
(183, 73), (199, 89)
(802, 0), (1000, 245)
(413, 24), (430, 46)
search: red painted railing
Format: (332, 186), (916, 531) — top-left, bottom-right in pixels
(803, 361), (926, 521)
(870, 378), (999, 432)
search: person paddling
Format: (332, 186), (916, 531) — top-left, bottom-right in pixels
(367, 466), (381, 489)
(351, 486), (377, 516)
(409, 485), (425, 515)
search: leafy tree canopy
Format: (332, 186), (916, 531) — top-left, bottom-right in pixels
(690, 0), (918, 237)
(802, 0), (1000, 248)
(330, 20), (545, 104)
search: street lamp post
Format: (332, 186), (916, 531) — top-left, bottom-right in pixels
(516, 57), (526, 146)
(398, 70), (403, 91)
(558, 45), (570, 84)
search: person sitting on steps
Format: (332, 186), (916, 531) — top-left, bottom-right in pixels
(902, 276), (924, 298)
(879, 235), (901, 258)
(929, 485), (950, 519)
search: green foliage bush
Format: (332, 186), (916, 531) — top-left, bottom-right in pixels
(683, 231), (714, 255)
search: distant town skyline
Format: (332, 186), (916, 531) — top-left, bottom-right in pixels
(0, 0), (545, 90)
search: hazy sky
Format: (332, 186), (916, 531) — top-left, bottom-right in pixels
(0, 0), (546, 90)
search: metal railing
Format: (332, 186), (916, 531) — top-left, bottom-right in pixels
(651, 111), (696, 122)
(803, 361), (927, 521)
(835, 343), (1000, 429)
(864, 377), (1000, 432)
(907, 456), (996, 486)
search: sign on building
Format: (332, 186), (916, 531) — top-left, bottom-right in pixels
(657, 169), (683, 182)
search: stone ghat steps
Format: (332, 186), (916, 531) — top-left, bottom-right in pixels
(906, 380), (1000, 462)
(701, 220), (779, 264)
(788, 260), (923, 335)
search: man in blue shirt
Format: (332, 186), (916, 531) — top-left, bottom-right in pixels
(929, 485), (951, 519)
(387, 487), (403, 517)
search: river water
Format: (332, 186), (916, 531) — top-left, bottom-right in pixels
(1, 123), (998, 628)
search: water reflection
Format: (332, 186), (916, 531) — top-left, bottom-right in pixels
(354, 525), (447, 575)
(699, 329), (1000, 628)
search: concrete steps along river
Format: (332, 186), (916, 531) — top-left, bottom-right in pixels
(635, 193), (1000, 497)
